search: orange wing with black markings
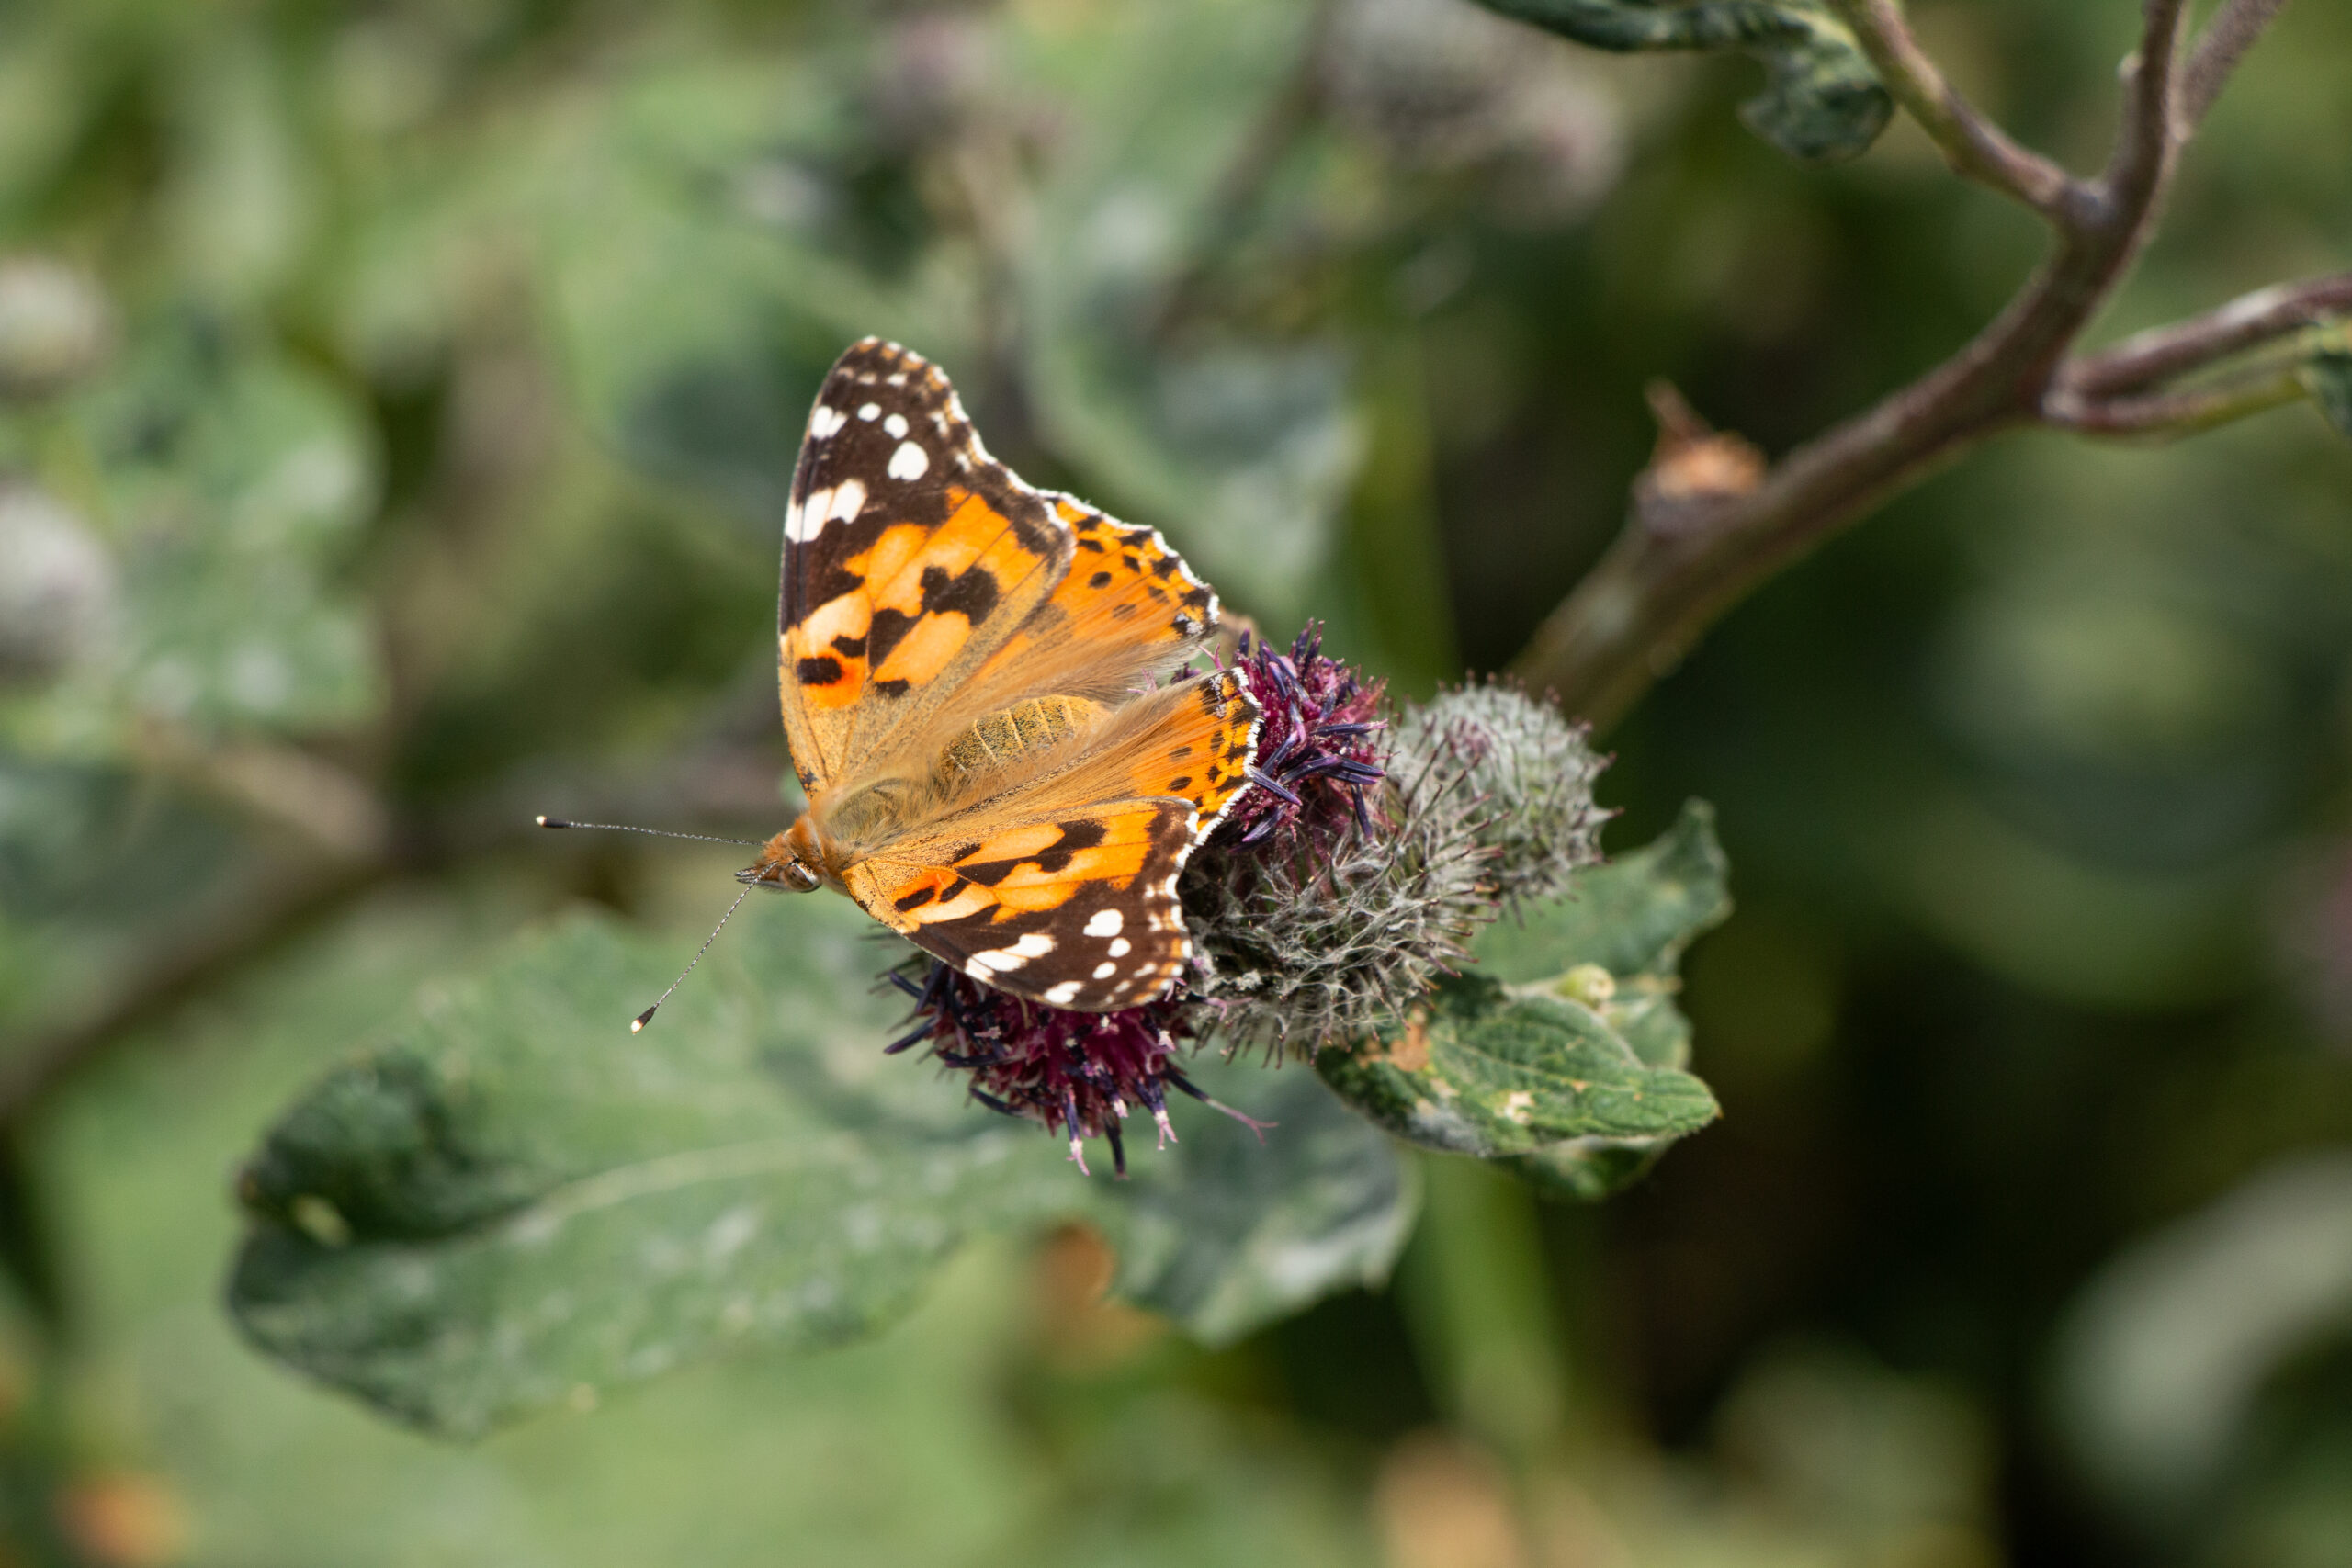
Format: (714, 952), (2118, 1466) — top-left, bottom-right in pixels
(778, 340), (1071, 799)
(836, 669), (1260, 1010)
(948, 492), (1219, 718)
(768, 339), (1260, 1011)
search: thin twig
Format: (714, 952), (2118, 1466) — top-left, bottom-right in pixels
(2061, 271), (2352, 396)
(2181, 0), (2291, 130)
(2102, 0), (2192, 220)
(130, 720), (390, 863)
(1827, 0), (2083, 221)
(2042, 367), (2309, 438)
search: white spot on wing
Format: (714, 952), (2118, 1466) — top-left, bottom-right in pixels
(1092, 961), (1117, 979)
(786, 479), (867, 544)
(888, 441), (929, 481)
(1107, 937), (1131, 958)
(809, 404), (845, 439)
(1082, 908), (1124, 937)
(786, 486), (831, 543)
(857, 402), (881, 420)
(1043, 980), (1082, 1006)
(884, 412), (909, 438)
(969, 932), (1056, 975)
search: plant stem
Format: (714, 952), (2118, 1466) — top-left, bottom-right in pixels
(2043, 367), (2309, 439)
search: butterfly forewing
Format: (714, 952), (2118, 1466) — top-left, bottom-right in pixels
(779, 340), (1069, 798)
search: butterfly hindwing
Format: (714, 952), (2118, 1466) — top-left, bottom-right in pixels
(845, 801), (1196, 1010)
(778, 340), (1071, 799)
(837, 669), (1260, 1009)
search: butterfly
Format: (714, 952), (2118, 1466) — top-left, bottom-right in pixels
(737, 338), (1261, 1011)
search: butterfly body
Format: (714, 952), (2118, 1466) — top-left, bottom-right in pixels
(743, 339), (1259, 1011)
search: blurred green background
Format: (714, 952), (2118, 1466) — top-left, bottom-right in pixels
(3, 0), (2350, 1563)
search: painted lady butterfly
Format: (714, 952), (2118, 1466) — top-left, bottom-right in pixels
(737, 339), (1261, 1010)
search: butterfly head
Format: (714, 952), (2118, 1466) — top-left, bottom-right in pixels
(739, 822), (825, 893)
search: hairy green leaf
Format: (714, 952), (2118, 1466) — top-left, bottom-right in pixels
(1317, 970), (1717, 1158)
(1114, 1058), (1420, 1344)
(1499, 800), (1731, 1196)
(228, 898), (1410, 1437)
(1473, 0), (1892, 162)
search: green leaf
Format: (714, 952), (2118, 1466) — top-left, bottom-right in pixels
(1318, 802), (1731, 1198)
(1007, 0), (1364, 623)
(43, 886), (1384, 1566)
(526, 5), (1365, 620)
(1316, 967), (1717, 1156)
(540, 53), (967, 534)
(2302, 335), (2352, 440)
(1472, 0), (1892, 163)
(228, 897), (1410, 1437)
(2051, 1153), (2352, 1528)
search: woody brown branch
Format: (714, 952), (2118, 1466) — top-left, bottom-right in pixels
(1510, 0), (2298, 728)
(2041, 368), (2309, 440)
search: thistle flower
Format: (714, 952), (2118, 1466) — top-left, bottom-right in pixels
(881, 633), (1606, 1172)
(884, 962), (1263, 1176)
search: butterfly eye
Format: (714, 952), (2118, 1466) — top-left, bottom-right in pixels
(739, 857), (821, 893)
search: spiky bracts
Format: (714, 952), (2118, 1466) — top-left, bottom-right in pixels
(877, 641), (1607, 1171)
(1190, 678), (1603, 1053)
(1185, 737), (1484, 1055)
(1393, 679), (1606, 910)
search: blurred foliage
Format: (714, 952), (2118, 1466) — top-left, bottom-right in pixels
(229, 897), (1414, 1436)
(0, 0), (2347, 1563)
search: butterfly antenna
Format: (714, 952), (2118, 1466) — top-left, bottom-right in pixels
(629, 883), (754, 1033)
(536, 815), (763, 849)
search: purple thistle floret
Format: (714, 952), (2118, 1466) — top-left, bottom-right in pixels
(887, 962), (1262, 1176)
(876, 622), (1387, 1174)
(1222, 623), (1388, 849)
